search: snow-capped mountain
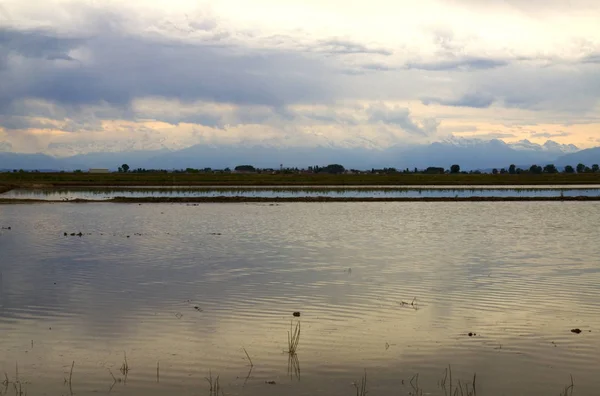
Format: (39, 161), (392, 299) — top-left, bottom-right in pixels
(508, 139), (579, 154)
(441, 137), (579, 155)
(46, 141), (177, 157)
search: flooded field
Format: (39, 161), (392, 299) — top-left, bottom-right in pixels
(1, 202), (599, 395)
(2, 185), (600, 200)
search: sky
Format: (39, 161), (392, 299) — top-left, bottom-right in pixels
(0, 0), (599, 155)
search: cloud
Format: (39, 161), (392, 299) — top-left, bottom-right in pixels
(406, 57), (508, 71)
(0, 28), (82, 61)
(422, 92), (495, 108)
(367, 103), (439, 136)
(0, 141), (13, 152)
(529, 131), (571, 138)
(582, 53), (600, 64)
(459, 132), (517, 140)
(0, 23), (338, 111)
(316, 39), (393, 56)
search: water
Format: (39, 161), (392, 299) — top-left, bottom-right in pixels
(3, 185), (600, 200)
(1, 202), (599, 395)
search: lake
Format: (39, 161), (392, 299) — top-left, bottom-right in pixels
(1, 202), (599, 395)
(3, 185), (600, 200)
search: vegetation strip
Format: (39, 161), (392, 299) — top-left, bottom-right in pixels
(2, 196), (600, 204)
(2, 171), (600, 187)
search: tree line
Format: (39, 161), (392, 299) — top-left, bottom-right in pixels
(6, 162), (600, 175)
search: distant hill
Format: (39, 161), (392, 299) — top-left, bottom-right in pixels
(554, 147), (600, 167)
(0, 152), (79, 171)
(0, 138), (595, 171)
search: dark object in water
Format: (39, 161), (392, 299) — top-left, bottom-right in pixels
(571, 328), (582, 334)
(293, 312), (301, 317)
(468, 332), (477, 337)
(265, 381), (276, 385)
(64, 232), (67, 236)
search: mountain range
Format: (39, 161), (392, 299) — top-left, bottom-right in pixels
(0, 138), (598, 171)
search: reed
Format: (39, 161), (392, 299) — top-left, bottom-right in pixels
(559, 375), (574, 396)
(410, 373), (423, 396)
(288, 321), (301, 355)
(205, 370), (222, 396)
(120, 352), (130, 375)
(353, 369), (367, 396)
(243, 347), (254, 367)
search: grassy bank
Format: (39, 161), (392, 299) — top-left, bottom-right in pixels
(2, 196), (600, 204)
(0, 184), (15, 194)
(2, 172), (600, 188)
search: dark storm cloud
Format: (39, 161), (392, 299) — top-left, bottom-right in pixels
(0, 29), (82, 61)
(0, 25), (336, 112)
(421, 92), (495, 108)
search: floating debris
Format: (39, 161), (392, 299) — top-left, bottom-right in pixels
(293, 312), (301, 317)
(571, 328), (582, 334)
(265, 380), (276, 385)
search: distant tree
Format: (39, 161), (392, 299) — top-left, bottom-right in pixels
(500, 168), (507, 174)
(564, 165), (575, 173)
(120, 164), (130, 173)
(424, 167), (445, 174)
(529, 164), (543, 174)
(576, 163), (586, 173)
(492, 168), (498, 175)
(508, 164), (516, 174)
(319, 164), (345, 174)
(543, 164), (558, 174)
(592, 164), (600, 173)
(234, 165), (256, 172)
(450, 164), (460, 174)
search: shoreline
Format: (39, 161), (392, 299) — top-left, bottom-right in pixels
(2, 196), (600, 204)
